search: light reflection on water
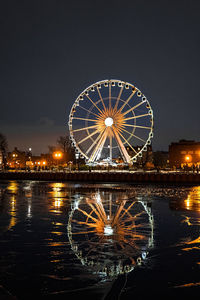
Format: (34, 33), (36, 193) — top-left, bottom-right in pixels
(0, 181), (200, 298)
(68, 191), (154, 277)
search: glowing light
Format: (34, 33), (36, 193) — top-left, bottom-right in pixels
(7, 181), (18, 193)
(183, 186), (200, 212)
(54, 199), (62, 208)
(185, 155), (191, 162)
(53, 151), (63, 159)
(105, 117), (113, 127)
(104, 224), (114, 236)
(27, 204), (32, 218)
(95, 193), (101, 203)
(74, 200), (79, 210)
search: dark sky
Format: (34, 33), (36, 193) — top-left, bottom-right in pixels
(1, 0), (200, 154)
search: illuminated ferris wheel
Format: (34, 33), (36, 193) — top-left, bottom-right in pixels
(68, 79), (153, 165)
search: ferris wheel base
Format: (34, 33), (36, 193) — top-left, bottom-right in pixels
(86, 159), (131, 167)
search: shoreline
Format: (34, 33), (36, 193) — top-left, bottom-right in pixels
(0, 171), (200, 184)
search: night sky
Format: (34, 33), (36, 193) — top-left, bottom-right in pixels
(1, 0), (200, 154)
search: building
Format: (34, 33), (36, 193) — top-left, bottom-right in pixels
(127, 145), (154, 168)
(7, 147), (27, 169)
(169, 140), (200, 168)
(153, 151), (169, 169)
(7, 147), (67, 170)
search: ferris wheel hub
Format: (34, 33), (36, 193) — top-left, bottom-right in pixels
(105, 117), (113, 127)
(104, 224), (114, 236)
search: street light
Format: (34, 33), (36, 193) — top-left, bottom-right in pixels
(54, 151), (62, 159)
(53, 151), (63, 169)
(185, 155), (191, 162)
(75, 152), (79, 170)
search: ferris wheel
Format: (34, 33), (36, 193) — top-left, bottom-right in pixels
(68, 79), (153, 164)
(67, 191), (154, 278)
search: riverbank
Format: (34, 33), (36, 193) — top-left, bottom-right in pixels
(0, 171), (200, 184)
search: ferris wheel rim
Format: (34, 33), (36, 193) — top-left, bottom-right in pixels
(68, 79), (154, 163)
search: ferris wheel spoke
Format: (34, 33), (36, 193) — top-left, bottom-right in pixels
(94, 195), (107, 219)
(109, 83), (111, 110)
(109, 193), (112, 219)
(124, 124), (152, 130)
(72, 124), (98, 133)
(117, 129), (138, 154)
(72, 230), (97, 235)
(77, 129), (100, 145)
(87, 204), (104, 222)
(109, 134), (112, 161)
(72, 117), (97, 122)
(86, 94), (102, 114)
(112, 127), (131, 164)
(78, 208), (98, 223)
(124, 113), (151, 121)
(118, 201), (137, 222)
(89, 128), (108, 162)
(119, 90), (137, 113)
(112, 200), (126, 226)
(122, 101), (145, 116)
(86, 129), (105, 155)
(120, 127), (146, 143)
(85, 209), (96, 223)
(114, 85), (124, 111)
(97, 86), (106, 111)
(72, 220), (95, 227)
(95, 202), (107, 221)
(78, 104), (103, 119)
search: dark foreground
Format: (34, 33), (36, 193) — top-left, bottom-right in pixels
(0, 180), (200, 299)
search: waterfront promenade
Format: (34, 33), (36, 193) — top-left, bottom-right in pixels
(0, 171), (200, 184)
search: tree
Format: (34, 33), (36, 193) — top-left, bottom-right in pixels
(57, 135), (75, 162)
(48, 145), (57, 154)
(57, 135), (70, 152)
(0, 133), (8, 169)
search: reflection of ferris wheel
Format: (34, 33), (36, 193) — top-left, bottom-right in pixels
(67, 191), (154, 278)
(69, 79), (153, 164)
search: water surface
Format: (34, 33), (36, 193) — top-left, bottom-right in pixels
(0, 180), (200, 298)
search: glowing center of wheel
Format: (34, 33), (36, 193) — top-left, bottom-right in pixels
(104, 224), (113, 236)
(105, 117), (113, 127)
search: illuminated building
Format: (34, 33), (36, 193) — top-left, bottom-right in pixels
(7, 147), (27, 169)
(7, 148), (51, 169)
(169, 139), (200, 168)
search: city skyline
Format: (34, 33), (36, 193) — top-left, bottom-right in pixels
(1, 1), (200, 154)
